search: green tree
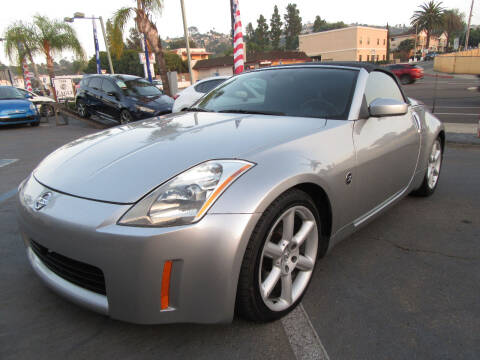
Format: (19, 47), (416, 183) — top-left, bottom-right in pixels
(398, 38), (415, 52)
(112, 0), (172, 96)
(442, 9), (465, 50)
(284, 3), (302, 50)
(411, 0), (444, 49)
(270, 5), (283, 50)
(125, 27), (142, 50)
(3, 21), (40, 78)
(313, 16), (327, 32)
(255, 15), (269, 50)
(106, 19), (124, 59)
(167, 38), (197, 49)
(32, 15), (84, 91)
(245, 22), (261, 54)
(162, 52), (187, 73)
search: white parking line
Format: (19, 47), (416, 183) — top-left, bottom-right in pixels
(0, 159), (18, 168)
(434, 113), (479, 116)
(281, 304), (330, 360)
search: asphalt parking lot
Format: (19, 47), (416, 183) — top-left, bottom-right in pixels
(1, 89), (479, 359)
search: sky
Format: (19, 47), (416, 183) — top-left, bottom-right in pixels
(0, 0), (476, 65)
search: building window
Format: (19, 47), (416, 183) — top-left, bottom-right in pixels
(383, 55), (386, 61)
(359, 37), (362, 45)
(376, 55), (379, 61)
(359, 54), (362, 61)
(383, 39), (386, 45)
(367, 38), (370, 45)
(377, 38), (379, 45)
(367, 55), (370, 61)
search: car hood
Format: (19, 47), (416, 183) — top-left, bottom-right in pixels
(127, 94), (173, 109)
(0, 99), (32, 114)
(33, 112), (327, 203)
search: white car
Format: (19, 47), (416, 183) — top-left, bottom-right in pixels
(172, 76), (229, 112)
(16, 88), (56, 117)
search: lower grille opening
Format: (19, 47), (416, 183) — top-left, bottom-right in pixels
(30, 240), (106, 295)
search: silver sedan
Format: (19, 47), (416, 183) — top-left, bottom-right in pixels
(17, 63), (444, 324)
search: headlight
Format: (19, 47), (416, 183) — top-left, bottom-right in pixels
(118, 160), (254, 227)
(29, 103), (36, 111)
(136, 105), (155, 113)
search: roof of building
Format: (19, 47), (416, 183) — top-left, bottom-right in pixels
(299, 25), (388, 38)
(193, 51), (311, 70)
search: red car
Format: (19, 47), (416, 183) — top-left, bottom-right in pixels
(386, 64), (424, 85)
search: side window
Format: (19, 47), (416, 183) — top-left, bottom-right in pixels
(202, 79), (226, 93)
(102, 79), (118, 94)
(81, 77), (91, 87)
(194, 81), (210, 93)
(364, 71), (404, 106)
(89, 77), (102, 90)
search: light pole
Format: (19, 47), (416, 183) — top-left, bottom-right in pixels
(180, 0), (193, 84)
(64, 12), (114, 74)
(465, 0), (474, 50)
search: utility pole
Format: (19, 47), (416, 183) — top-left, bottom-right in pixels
(465, 0), (474, 50)
(98, 16), (114, 74)
(180, 0), (193, 84)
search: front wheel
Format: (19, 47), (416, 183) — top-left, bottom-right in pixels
(411, 137), (443, 196)
(237, 189), (324, 322)
(119, 109), (133, 124)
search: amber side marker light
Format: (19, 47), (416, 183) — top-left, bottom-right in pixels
(161, 260), (173, 310)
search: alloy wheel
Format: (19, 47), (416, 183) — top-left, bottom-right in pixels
(120, 111), (131, 124)
(258, 205), (318, 312)
(427, 139), (442, 189)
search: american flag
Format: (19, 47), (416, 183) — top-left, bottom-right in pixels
(232, 0), (244, 74)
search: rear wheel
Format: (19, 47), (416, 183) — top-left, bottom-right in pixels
(400, 74), (412, 85)
(411, 138), (443, 197)
(76, 100), (90, 118)
(40, 104), (54, 117)
(237, 189), (324, 322)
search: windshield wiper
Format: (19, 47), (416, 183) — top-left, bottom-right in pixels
(184, 107), (212, 112)
(217, 109), (285, 116)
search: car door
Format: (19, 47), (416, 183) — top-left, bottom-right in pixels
(353, 71), (421, 218)
(100, 78), (122, 119)
(87, 77), (103, 114)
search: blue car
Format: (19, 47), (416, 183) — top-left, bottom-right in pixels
(0, 86), (40, 127)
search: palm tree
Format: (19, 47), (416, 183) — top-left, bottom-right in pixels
(112, 0), (171, 96)
(411, 1), (444, 50)
(4, 21), (40, 78)
(442, 9), (465, 51)
(32, 15), (84, 93)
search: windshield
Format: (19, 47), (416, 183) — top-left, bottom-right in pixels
(119, 78), (163, 97)
(0, 87), (25, 100)
(196, 67), (358, 119)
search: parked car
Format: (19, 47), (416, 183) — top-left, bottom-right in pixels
(152, 80), (163, 91)
(0, 86), (40, 127)
(76, 74), (173, 124)
(385, 64), (424, 85)
(17, 63), (444, 324)
(424, 52), (437, 61)
(172, 76), (229, 112)
(16, 87), (55, 117)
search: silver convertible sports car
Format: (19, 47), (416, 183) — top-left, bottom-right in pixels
(17, 63), (444, 324)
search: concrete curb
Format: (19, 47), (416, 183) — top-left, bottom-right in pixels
(444, 122), (480, 146)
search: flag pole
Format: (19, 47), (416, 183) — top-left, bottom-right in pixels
(230, 0), (235, 74)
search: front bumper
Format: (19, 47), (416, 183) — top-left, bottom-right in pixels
(17, 176), (260, 324)
(0, 113), (39, 125)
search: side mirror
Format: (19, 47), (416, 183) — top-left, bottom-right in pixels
(107, 91), (119, 99)
(25, 93), (33, 99)
(369, 98), (408, 117)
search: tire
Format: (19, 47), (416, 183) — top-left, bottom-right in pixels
(40, 104), (54, 117)
(30, 121), (40, 127)
(119, 109), (133, 124)
(411, 137), (443, 197)
(76, 100), (90, 118)
(237, 188), (325, 322)
(400, 75), (412, 85)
